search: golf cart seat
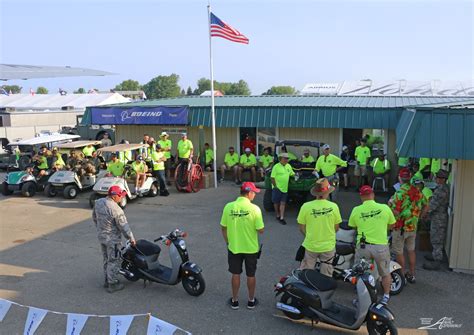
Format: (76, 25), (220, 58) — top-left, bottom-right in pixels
(300, 269), (337, 292)
(135, 239), (161, 256)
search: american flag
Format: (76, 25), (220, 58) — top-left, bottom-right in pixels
(210, 12), (249, 44)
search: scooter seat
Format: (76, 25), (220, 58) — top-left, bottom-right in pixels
(135, 239), (161, 256)
(336, 241), (355, 256)
(300, 269), (337, 292)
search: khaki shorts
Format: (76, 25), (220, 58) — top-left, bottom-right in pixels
(300, 249), (335, 277)
(391, 230), (416, 254)
(355, 244), (391, 277)
(354, 164), (368, 177)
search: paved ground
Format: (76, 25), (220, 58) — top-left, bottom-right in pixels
(0, 180), (472, 334)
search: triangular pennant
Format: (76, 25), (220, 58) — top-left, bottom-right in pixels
(23, 307), (48, 335)
(109, 315), (134, 335)
(146, 316), (178, 335)
(65, 313), (89, 335)
(0, 299), (13, 322)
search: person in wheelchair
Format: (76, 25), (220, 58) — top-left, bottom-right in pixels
(131, 155), (148, 194)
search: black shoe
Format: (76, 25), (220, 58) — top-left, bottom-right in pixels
(228, 298), (239, 310)
(247, 298), (258, 309)
(405, 273), (416, 284)
(279, 218), (287, 225)
(424, 254), (434, 261)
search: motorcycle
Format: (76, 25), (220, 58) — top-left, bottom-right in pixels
(275, 259), (398, 335)
(119, 229), (205, 296)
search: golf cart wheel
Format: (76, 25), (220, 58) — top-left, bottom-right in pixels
(263, 189), (274, 212)
(63, 185), (79, 199)
(390, 269), (404, 296)
(21, 182), (36, 197)
(2, 182), (13, 196)
(182, 273), (206, 296)
(44, 184), (57, 197)
(191, 165), (203, 193)
(120, 261), (140, 282)
(89, 193), (100, 208)
(147, 182), (158, 197)
(280, 293), (304, 320)
(118, 196), (127, 209)
(367, 319), (398, 335)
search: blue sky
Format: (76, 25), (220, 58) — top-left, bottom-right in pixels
(1, 0), (472, 94)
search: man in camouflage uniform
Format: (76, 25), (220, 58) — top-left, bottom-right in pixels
(423, 169), (450, 271)
(92, 185), (136, 293)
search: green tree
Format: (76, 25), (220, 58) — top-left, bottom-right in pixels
(180, 89), (186, 96)
(186, 86), (193, 96)
(114, 79), (141, 91)
(227, 80), (251, 95)
(74, 88), (86, 94)
(262, 86), (296, 95)
(36, 86), (48, 94)
(2, 85), (22, 94)
(193, 78), (251, 95)
(142, 74), (181, 99)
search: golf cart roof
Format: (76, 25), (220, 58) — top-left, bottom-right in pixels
(97, 143), (148, 153)
(275, 140), (322, 148)
(8, 134), (80, 146)
(55, 140), (102, 149)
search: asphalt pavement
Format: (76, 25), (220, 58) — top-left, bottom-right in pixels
(0, 180), (472, 334)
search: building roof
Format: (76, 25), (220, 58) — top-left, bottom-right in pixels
(0, 64), (115, 80)
(0, 93), (130, 111)
(118, 95), (474, 109)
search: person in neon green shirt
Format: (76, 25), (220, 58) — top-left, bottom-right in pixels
(258, 147), (274, 180)
(106, 153), (125, 177)
(298, 178), (341, 277)
(412, 177), (433, 202)
(270, 153), (295, 225)
(315, 144), (347, 177)
(176, 133), (194, 160)
(131, 156), (148, 193)
(51, 148), (65, 170)
(419, 157), (431, 178)
(34, 152), (49, 177)
(238, 148), (257, 183)
(281, 146), (297, 161)
(82, 144), (96, 158)
(220, 147), (240, 183)
(301, 149), (315, 163)
(151, 144), (169, 196)
(349, 185), (395, 304)
(354, 138), (371, 188)
(220, 182), (264, 309)
(204, 142), (214, 171)
(397, 155), (409, 168)
(430, 158), (441, 177)
(370, 153), (391, 190)
(410, 162), (423, 183)
(158, 132), (173, 183)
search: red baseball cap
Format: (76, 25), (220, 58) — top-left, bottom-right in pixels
(108, 185), (126, 197)
(399, 167), (411, 179)
(359, 185), (374, 196)
(241, 182), (260, 193)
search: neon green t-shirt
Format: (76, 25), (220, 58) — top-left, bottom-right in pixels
(349, 200), (396, 245)
(287, 151), (297, 161)
(410, 171), (423, 184)
(355, 146), (371, 165)
(270, 162), (295, 193)
(54, 153), (65, 168)
(119, 151), (132, 164)
(297, 199), (341, 253)
(316, 154), (347, 176)
(205, 149), (214, 164)
(398, 156), (409, 167)
(38, 156), (48, 169)
(220, 196), (264, 254)
(371, 158), (391, 174)
(151, 151), (165, 171)
(158, 139), (172, 159)
(131, 161), (146, 174)
(422, 187), (433, 201)
(260, 154), (274, 168)
(301, 155), (315, 163)
(224, 152), (239, 167)
(107, 160), (125, 177)
(240, 153), (257, 167)
(430, 159), (441, 174)
(82, 146), (96, 157)
(419, 158), (431, 171)
(177, 139), (193, 159)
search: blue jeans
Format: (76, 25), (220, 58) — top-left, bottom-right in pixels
(153, 170), (167, 191)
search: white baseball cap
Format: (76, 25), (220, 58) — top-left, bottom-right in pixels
(244, 148), (251, 153)
(322, 144), (331, 150)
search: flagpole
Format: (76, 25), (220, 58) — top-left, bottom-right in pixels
(208, 3), (218, 188)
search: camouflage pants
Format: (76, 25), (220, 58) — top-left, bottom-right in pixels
(430, 215), (448, 262)
(101, 243), (121, 284)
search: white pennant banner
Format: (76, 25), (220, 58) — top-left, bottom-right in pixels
(65, 313), (89, 335)
(23, 307), (48, 335)
(109, 315), (135, 335)
(146, 316), (179, 335)
(0, 299), (12, 322)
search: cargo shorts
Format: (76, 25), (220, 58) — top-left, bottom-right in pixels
(354, 164), (368, 177)
(391, 230), (416, 254)
(355, 244), (391, 277)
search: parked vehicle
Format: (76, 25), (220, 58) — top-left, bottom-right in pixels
(2, 169), (49, 197)
(61, 112), (115, 143)
(275, 259), (397, 334)
(120, 229), (205, 296)
(89, 143), (159, 208)
(261, 140), (321, 211)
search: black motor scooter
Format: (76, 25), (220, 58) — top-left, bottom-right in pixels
(119, 229), (205, 296)
(275, 259), (397, 335)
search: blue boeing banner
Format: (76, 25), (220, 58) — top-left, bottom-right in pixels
(90, 106), (189, 125)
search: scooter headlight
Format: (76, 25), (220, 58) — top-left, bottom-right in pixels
(368, 275), (376, 287)
(178, 239), (186, 250)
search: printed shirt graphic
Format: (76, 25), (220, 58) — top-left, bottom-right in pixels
(390, 183), (427, 232)
(220, 197), (264, 254)
(240, 153), (257, 167)
(355, 146), (371, 165)
(260, 154), (274, 168)
(270, 162), (295, 193)
(158, 139), (172, 159)
(349, 200), (396, 244)
(177, 139), (193, 158)
(224, 152), (239, 167)
(316, 154), (347, 176)
(297, 199), (342, 253)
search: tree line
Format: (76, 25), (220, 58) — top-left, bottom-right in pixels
(1, 75), (298, 98)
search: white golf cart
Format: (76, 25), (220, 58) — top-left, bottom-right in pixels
(45, 140), (106, 198)
(89, 143), (159, 208)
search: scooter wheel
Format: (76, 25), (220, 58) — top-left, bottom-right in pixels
(182, 273), (205, 296)
(121, 261), (140, 282)
(367, 319), (398, 335)
(280, 293), (304, 320)
(390, 269), (405, 296)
